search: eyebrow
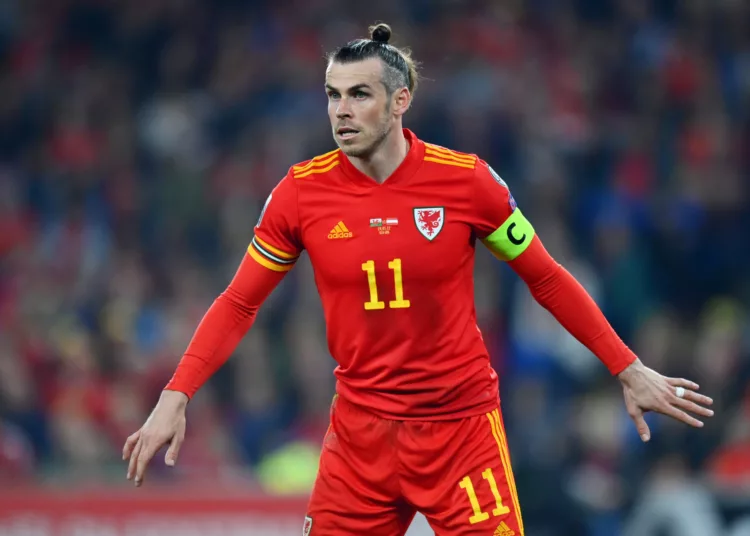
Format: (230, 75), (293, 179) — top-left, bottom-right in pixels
(325, 83), (373, 93)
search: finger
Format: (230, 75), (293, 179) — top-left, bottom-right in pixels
(682, 390), (713, 407)
(630, 409), (651, 442)
(673, 396), (714, 418)
(165, 431), (184, 467)
(127, 438), (142, 480)
(123, 431), (141, 461)
(667, 377), (700, 391)
(134, 441), (159, 486)
(662, 404), (704, 428)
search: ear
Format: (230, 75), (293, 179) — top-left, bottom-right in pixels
(391, 87), (412, 117)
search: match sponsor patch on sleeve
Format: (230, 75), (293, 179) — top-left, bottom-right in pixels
(481, 209), (535, 261)
(488, 166), (507, 188)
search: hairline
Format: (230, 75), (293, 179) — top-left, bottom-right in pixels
(326, 57), (407, 98)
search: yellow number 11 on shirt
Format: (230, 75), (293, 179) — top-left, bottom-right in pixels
(361, 259), (411, 310)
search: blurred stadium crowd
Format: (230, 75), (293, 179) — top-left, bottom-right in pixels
(0, 0), (749, 534)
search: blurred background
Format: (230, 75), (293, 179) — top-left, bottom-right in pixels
(0, 0), (749, 534)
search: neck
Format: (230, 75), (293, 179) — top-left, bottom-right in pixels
(349, 128), (409, 184)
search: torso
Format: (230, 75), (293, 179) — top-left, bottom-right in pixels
(292, 133), (499, 420)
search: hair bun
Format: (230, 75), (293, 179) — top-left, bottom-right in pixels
(369, 23), (392, 44)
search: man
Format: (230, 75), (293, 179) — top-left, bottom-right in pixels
(123, 23), (713, 535)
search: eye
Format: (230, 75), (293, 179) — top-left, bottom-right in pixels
(327, 91), (340, 100)
(355, 91), (368, 99)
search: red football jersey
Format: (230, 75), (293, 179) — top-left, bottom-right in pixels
(249, 129), (533, 420)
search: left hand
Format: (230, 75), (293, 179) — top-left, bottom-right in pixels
(618, 358), (714, 442)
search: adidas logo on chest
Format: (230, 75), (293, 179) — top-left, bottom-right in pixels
(327, 221), (353, 239)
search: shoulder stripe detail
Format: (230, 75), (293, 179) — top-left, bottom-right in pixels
(248, 245), (294, 272)
(254, 236), (297, 260)
(295, 160), (340, 178)
(293, 150), (341, 172)
(424, 144), (476, 164)
(425, 148), (477, 165)
(424, 156), (476, 169)
(293, 153), (338, 173)
(308, 147), (340, 161)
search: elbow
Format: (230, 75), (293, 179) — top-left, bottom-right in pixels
(534, 261), (563, 289)
(526, 262), (564, 304)
(218, 286), (260, 317)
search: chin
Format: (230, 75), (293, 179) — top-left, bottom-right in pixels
(337, 139), (369, 158)
(339, 144), (359, 156)
(341, 146), (373, 158)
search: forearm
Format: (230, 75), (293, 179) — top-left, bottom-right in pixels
(165, 288), (259, 397)
(165, 254), (286, 398)
(508, 236), (636, 375)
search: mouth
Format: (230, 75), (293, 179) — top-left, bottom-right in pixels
(337, 127), (360, 141)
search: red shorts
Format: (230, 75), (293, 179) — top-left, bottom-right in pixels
(304, 395), (524, 536)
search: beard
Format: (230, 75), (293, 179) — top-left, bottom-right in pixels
(336, 111), (392, 159)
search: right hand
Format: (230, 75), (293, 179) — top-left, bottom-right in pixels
(123, 389), (188, 487)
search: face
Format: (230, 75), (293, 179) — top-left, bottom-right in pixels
(325, 58), (408, 158)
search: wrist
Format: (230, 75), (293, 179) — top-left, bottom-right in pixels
(161, 389), (190, 410)
(617, 358), (644, 385)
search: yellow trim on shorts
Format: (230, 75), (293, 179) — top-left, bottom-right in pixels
(486, 409), (524, 535)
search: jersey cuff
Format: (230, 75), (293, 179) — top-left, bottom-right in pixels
(248, 236), (299, 272)
(481, 209), (535, 261)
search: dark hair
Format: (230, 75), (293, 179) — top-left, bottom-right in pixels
(327, 23), (420, 98)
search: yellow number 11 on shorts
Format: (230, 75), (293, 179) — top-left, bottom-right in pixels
(458, 409), (524, 531)
(459, 468), (510, 524)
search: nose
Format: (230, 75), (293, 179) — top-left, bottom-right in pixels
(336, 98), (352, 119)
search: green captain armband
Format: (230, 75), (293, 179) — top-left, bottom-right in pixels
(481, 209), (535, 261)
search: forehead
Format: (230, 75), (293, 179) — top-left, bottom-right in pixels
(326, 58), (385, 89)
